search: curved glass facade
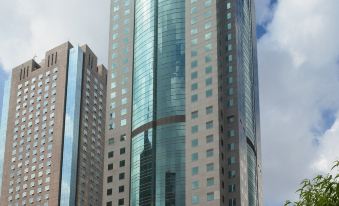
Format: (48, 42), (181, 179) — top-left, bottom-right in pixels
(131, 129), (154, 206)
(131, 0), (185, 205)
(156, 0), (185, 119)
(155, 123), (185, 205)
(132, 0), (156, 130)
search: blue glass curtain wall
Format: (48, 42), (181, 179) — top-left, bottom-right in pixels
(131, 0), (185, 205)
(60, 47), (84, 206)
(0, 76), (11, 193)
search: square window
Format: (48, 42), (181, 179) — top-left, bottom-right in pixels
(119, 185), (124, 193)
(206, 149), (214, 157)
(107, 176), (113, 183)
(191, 125), (198, 134)
(206, 121), (213, 129)
(191, 111), (198, 119)
(192, 180), (199, 190)
(207, 163), (214, 172)
(207, 177), (214, 186)
(192, 167), (199, 175)
(206, 135), (214, 143)
(206, 89), (213, 97)
(192, 153), (198, 161)
(119, 173), (125, 180)
(191, 94), (198, 102)
(192, 195), (200, 204)
(191, 83), (198, 91)
(207, 192), (214, 201)
(206, 106), (213, 114)
(120, 148), (126, 155)
(107, 189), (112, 196)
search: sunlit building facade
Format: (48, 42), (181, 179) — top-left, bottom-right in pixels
(0, 42), (107, 206)
(104, 0), (262, 205)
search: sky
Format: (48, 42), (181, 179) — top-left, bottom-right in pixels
(1, 0), (339, 205)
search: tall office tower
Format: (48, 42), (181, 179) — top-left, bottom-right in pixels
(104, 0), (262, 205)
(0, 42), (107, 206)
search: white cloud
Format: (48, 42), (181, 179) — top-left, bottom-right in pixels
(0, 0), (110, 72)
(258, 0), (339, 204)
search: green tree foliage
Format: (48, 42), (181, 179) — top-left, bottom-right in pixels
(285, 161), (339, 206)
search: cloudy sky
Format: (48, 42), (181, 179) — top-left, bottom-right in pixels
(1, 0), (339, 205)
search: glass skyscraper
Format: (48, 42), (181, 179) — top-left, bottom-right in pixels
(104, 0), (262, 205)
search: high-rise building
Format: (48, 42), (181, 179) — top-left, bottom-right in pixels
(104, 0), (262, 205)
(0, 42), (107, 206)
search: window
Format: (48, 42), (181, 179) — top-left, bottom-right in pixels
(206, 106), (213, 114)
(107, 189), (112, 196)
(118, 199), (124, 206)
(108, 138), (114, 145)
(192, 153), (198, 161)
(192, 195), (200, 204)
(191, 94), (198, 103)
(228, 129), (235, 137)
(119, 186), (124, 193)
(191, 71), (198, 79)
(207, 177), (214, 187)
(229, 198), (236, 206)
(228, 157), (236, 165)
(107, 202), (112, 206)
(206, 89), (213, 97)
(192, 167), (199, 175)
(120, 160), (125, 167)
(108, 164), (113, 170)
(191, 83), (198, 91)
(120, 134), (126, 142)
(205, 77), (212, 86)
(207, 192), (214, 201)
(107, 176), (113, 183)
(191, 139), (198, 147)
(205, 66), (212, 74)
(205, 55), (212, 63)
(228, 143), (235, 151)
(108, 151), (114, 158)
(228, 184), (236, 192)
(120, 148), (126, 155)
(192, 181), (199, 190)
(121, 119), (127, 126)
(206, 135), (214, 143)
(207, 163), (214, 172)
(206, 121), (213, 129)
(191, 111), (198, 119)
(191, 125), (198, 134)
(228, 170), (236, 179)
(205, 32), (212, 40)
(206, 149), (214, 157)
(119, 173), (125, 180)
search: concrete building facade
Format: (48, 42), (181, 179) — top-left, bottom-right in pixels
(0, 42), (107, 206)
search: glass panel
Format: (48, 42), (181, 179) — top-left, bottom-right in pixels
(60, 47), (84, 205)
